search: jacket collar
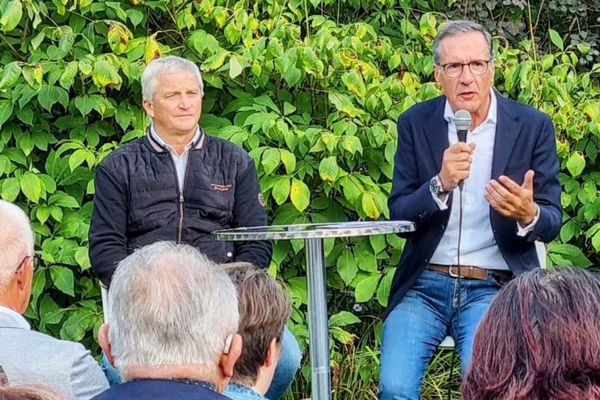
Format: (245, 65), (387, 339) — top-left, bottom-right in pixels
(0, 306), (30, 330)
(146, 126), (206, 153)
(491, 92), (522, 178)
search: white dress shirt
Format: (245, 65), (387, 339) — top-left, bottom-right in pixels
(429, 90), (538, 270)
(150, 125), (201, 191)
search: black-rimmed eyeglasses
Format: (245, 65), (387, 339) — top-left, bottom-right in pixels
(437, 59), (493, 78)
(15, 253), (42, 273)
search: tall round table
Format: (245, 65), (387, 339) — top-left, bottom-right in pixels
(213, 220), (415, 400)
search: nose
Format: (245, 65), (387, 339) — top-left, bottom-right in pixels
(458, 65), (475, 84)
(179, 95), (191, 109)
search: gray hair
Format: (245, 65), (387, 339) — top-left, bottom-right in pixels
(141, 56), (204, 102)
(433, 20), (493, 64)
(107, 241), (239, 374)
(0, 200), (34, 289)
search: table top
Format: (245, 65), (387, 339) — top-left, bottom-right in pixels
(212, 220), (415, 241)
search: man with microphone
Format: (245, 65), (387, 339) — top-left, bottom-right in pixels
(379, 20), (561, 399)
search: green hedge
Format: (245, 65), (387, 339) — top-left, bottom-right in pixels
(0, 0), (598, 396)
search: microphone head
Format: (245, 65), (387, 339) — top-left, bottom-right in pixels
(454, 109), (472, 133)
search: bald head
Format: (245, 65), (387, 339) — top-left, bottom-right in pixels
(0, 200), (34, 289)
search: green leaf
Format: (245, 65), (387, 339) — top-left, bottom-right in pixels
(59, 61), (78, 89)
(337, 248), (357, 285)
(73, 95), (95, 116)
(107, 22), (132, 55)
(361, 192), (381, 219)
(228, 54), (243, 79)
(340, 135), (363, 155)
(329, 311), (360, 327)
(92, 59), (122, 89)
(19, 172), (42, 203)
(549, 29), (564, 51)
(272, 176), (290, 205)
(355, 274), (380, 302)
(0, 0), (22, 32)
(566, 151), (585, 177)
(74, 247), (91, 270)
(290, 178), (310, 212)
(127, 9), (144, 27)
(50, 266), (75, 296)
(0, 99), (13, 129)
(1, 177), (20, 201)
(319, 156), (339, 183)
(37, 85), (69, 112)
(548, 243), (592, 267)
(58, 26), (74, 55)
(49, 192), (79, 208)
(261, 148), (280, 175)
(0, 61), (22, 90)
(376, 269), (395, 307)
(279, 149), (296, 175)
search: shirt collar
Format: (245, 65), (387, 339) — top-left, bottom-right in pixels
(149, 125), (201, 153)
(443, 88), (497, 126)
(0, 306), (30, 330)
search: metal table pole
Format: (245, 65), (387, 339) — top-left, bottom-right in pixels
(306, 237), (331, 399)
(212, 221), (415, 400)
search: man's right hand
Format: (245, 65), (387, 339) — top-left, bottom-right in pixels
(439, 142), (476, 192)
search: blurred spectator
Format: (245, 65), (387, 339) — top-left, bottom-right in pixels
(0, 383), (68, 400)
(222, 263), (291, 400)
(463, 267), (600, 400)
(0, 200), (108, 399)
(94, 241), (241, 400)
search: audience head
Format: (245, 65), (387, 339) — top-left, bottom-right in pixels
(222, 262), (291, 392)
(0, 200), (35, 314)
(0, 383), (67, 400)
(99, 241), (241, 391)
(463, 267), (600, 400)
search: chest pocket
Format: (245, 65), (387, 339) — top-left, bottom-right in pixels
(185, 173), (235, 224)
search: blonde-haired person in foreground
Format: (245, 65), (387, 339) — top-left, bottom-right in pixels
(222, 262), (292, 400)
(0, 200), (108, 399)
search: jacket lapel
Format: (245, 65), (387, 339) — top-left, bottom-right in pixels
(423, 96), (449, 174)
(491, 93), (522, 179)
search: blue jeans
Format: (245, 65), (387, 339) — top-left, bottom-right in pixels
(379, 269), (501, 400)
(101, 326), (301, 400)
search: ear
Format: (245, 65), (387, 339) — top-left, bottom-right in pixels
(15, 258), (32, 290)
(264, 338), (281, 368)
(218, 333), (242, 379)
(98, 323), (115, 367)
(434, 66), (441, 85)
(142, 99), (154, 118)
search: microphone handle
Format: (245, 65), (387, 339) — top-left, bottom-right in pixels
(457, 129), (468, 191)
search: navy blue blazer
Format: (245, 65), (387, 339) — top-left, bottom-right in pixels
(91, 379), (230, 400)
(387, 93), (561, 315)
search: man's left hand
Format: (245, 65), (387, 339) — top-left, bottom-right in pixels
(485, 170), (538, 226)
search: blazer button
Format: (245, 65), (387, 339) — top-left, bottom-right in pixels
(226, 251), (233, 258)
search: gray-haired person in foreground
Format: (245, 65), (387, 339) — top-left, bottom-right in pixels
(0, 200), (108, 399)
(93, 241), (242, 400)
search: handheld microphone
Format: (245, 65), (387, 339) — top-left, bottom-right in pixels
(454, 109), (471, 191)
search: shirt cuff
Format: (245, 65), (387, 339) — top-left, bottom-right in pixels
(430, 186), (449, 210)
(517, 204), (540, 237)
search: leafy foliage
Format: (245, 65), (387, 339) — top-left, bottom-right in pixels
(0, 0), (598, 398)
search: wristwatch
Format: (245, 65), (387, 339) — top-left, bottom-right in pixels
(430, 175), (450, 196)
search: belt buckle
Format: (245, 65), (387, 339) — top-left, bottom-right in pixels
(448, 265), (460, 278)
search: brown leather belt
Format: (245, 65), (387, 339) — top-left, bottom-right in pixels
(427, 263), (512, 281)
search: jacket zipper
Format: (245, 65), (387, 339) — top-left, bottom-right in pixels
(168, 152), (192, 244)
